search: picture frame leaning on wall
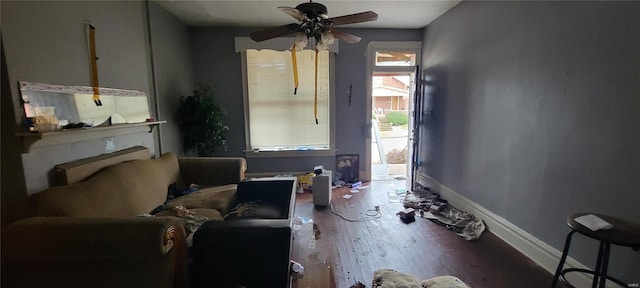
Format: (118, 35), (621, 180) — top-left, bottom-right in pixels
(336, 154), (359, 184)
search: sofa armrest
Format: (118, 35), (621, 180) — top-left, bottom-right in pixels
(2, 217), (187, 288)
(178, 157), (246, 186)
(3, 217), (182, 260)
(192, 220), (293, 288)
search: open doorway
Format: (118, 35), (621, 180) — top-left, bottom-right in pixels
(366, 42), (421, 182)
(371, 72), (415, 180)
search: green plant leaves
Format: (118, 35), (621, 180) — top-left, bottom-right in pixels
(177, 84), (228, 156)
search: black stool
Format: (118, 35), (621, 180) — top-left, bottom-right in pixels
(550, 213), (640, 288)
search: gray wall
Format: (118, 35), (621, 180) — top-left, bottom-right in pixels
(148, 1), (194, 155)
(1, 0), (153, 223)
(2, 1), (151, 100)
(1, 1), (192, 225)
(191, 27), (422, 174)
(420, 1), (639, 281)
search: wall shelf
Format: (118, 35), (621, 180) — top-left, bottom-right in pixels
(17, 121), (166, 153)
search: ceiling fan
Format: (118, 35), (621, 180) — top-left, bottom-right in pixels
(250, 1), (378, 47)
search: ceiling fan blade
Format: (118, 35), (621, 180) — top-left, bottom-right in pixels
(323, 11), (378, 26)
(278, 6), (305, 21)
(250, 23), (299, 42)
(329, 28), (362, 44)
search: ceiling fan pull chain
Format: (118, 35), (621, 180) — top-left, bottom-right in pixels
(314, 48), (319, 125)
(292, 42), (299, 95)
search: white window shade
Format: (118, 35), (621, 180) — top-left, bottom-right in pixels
(246, 49), (330, 150)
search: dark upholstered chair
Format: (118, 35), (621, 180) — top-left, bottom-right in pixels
(191, 178), (297, 288)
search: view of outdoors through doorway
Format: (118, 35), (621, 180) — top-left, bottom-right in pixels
(367, 43), (420, 182)
(371, 72), (414, 180)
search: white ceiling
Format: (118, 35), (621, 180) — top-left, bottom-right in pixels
(154, 0), (461, 29)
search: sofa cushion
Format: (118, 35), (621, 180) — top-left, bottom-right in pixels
(27, 152), (182, 218)
(162, 185), (237, 215)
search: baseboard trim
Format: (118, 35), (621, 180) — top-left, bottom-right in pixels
(420, 173), (594, 288)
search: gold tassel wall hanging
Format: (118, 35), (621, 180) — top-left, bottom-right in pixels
(292, 42), (299, 95)
(314, 48), (318, 125)
(86, 22), (101, 106)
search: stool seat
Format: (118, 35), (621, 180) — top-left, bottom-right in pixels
(567, 213), (640, 248)
(550, 212), (640, 288)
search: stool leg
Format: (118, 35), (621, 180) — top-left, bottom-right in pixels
(592, 241), (605, 288)
(591, 241), (604, 288)
(551, 230), (576, 288)
(598, 243), (611, 288)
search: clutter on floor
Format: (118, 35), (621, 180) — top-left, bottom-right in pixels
(387, 187), (407, 203)
(290, 260), (304, 273)
(396, 208), (416, 223)
(403, 188), (485, 241)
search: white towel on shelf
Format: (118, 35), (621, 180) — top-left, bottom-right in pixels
(575, 214), (614, 231)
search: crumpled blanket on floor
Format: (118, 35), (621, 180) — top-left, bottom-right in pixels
(423, 275), (471, 288)
(372, 269), (471, 288)
(372, 269), (423, 288)
(424, 208), (485, 241)
(404, 190), (485, 241)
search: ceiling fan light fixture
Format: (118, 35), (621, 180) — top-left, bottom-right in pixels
(294, 32), (308, 50)
(315, 30), (334, 50)
(321, 30), (334, 45)
(315, 41), (329, 51)
(250, 1), (377, 46)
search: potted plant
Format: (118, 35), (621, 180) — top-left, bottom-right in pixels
(177, 84), (228, 156)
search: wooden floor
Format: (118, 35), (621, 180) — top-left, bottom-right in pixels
(290, 180), (559, 288)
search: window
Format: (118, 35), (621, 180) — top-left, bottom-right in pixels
(239, 43), (336, 157)
(374, 51), (417, 67)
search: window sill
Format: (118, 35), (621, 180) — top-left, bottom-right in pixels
(244, 149), (337, 158)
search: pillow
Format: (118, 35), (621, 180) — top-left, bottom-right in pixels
(224, 201), (282, 220)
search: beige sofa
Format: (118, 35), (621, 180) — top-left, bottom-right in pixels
(1, 152), (246, 288)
